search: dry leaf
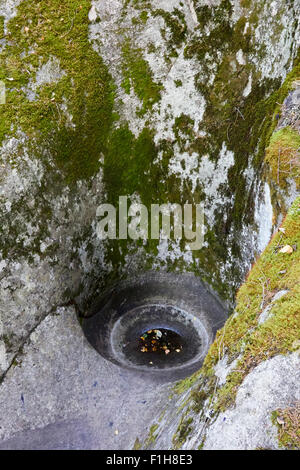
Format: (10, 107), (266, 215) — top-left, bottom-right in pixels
(278, 245), (293, 254)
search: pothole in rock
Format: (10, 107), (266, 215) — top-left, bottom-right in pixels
(81, 272), (228, 382)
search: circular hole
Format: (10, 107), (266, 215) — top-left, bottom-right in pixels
(81, 272), (227, 382)
(111, 303), (206, 371)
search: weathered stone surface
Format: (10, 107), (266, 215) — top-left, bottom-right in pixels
(0, 0), (299, 450)
(202, 352), (300, 450)
(0, 307), (169, 449)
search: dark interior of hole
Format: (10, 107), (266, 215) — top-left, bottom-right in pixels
(123, 328), (187, 367)
(139, 328), (184, 354)
(119, 309), (203, 369)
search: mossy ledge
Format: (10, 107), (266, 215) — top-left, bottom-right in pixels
(144, 195), (299, 450)
(179, 196), (300, 403)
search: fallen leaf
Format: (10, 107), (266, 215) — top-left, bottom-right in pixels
(278, 245), (293, 254)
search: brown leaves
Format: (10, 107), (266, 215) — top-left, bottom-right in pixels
(139, 329), (183, 356)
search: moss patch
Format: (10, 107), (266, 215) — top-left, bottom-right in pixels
(205, 197), (300, 411)
(133, 437), (142, 450)
(121, 39), (162, 116)
(172, 415), (194, 449)
(144, 423), (159, 448)
(0, 0), (115, 183)
(271, 402), (300, 449)
(174, 196), (300, 417)
(265, 127), (300, 190)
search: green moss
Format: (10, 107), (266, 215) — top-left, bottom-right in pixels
(103, 124), (168, 206)
(101, 120), (202, 274)
(140, 11), (149, 24)
(190, 387), (208, 413)
(121, 39), (162, 116)
(172, 415), (193, 449)
(133, 437), (142, 450)
(240, 0), (252, 8)
(0, 0), (115, 183)
(172, 196), (300, 416)
(271, 404), (300, 449)
(153, 8), (187, 49)
(97, 1), (298, 303)
(187, 10), (300, 237)
(174, 79), (182, 88)
(144, 423), (159, 447)
(173, 371), (201, 395)
(265, 127), (300, 190)
(0, 16), (4, 38)
(1, 0), (297, 304)
(202, 197), (300, 411)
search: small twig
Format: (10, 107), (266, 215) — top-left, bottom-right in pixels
(260, 278), (266, 310)
(55, 102), (62, 123)
(61, 13), (75, 38)
(234, 106), (245, 121)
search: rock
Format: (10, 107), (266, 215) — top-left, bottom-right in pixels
(0, 308), (169, 449)
(0, 0), (299, 450)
